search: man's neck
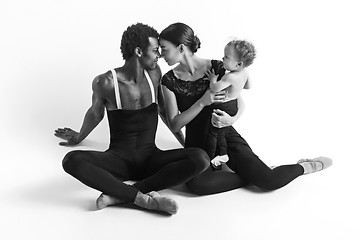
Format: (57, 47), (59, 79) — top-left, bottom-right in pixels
(121, 58), (145, 84)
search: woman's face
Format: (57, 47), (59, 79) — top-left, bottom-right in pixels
(222, 44), (239, 71)
(159, 39), (181, 66)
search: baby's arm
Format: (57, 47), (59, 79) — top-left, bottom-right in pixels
(206, 69), (232, 92)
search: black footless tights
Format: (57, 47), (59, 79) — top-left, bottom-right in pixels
(63, 147), (209, 202)
(186, 127), (304, 195)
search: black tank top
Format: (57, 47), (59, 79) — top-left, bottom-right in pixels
(107, 69), (158, 149)
(107, 103), (158, 149)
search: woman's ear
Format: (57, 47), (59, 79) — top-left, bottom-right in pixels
(135, 47), (142, 57)
(179, 44), (185, 53)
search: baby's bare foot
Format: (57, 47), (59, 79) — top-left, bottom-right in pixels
(211, 155), (229, 167)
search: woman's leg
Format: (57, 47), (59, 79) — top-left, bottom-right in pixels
(182, 145), (249, 196)
(186, 167), (249, 195)
(225, 127), (304, 191)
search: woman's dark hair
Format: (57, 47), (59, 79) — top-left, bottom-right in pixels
(120, 23), (159, 60)
(159, 22), (201, 53)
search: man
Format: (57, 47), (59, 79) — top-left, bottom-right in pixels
(55, 23), (209, 215)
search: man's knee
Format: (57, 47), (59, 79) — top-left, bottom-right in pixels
(62, 150), (82, 175)
(188, 148), (210, 172)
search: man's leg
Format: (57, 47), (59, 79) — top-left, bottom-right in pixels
(62, 150), (138, 202)
(62, 150), (181, 214)
(133, 147), (210, 193)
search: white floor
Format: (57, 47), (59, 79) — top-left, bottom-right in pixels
(1, 1), (360, 239)
(1, 117), (359, 240)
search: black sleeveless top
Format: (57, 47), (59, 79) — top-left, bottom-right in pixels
(107, 103), (158, 149)
(161, 60), (225, 148)
(106, 69), (158, 150)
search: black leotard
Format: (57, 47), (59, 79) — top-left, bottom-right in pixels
(62, 69), (209, 202)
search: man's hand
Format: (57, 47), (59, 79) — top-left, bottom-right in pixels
(54, 127), (81, 146)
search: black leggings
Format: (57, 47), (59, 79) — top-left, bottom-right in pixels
(63, 147), (209, 202)
(186, 127), (304, 195)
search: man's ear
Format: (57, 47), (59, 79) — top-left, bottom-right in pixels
(237, 61), (244, 68)
(135, 47), (142, 57)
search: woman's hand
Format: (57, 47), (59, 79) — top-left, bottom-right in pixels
(199, 89), (227, 107)
(211, 109), (236, 128)
(54, 127), (81, 146)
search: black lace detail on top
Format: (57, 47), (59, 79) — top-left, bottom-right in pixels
(161, 60), (225, 148)
(161, 60), (225, 97)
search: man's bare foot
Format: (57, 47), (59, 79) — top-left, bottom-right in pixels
(96, 193), (126, 210)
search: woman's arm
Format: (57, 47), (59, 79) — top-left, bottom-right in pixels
(211, 95), (245, 128)
(162, 86), (205, 133)
(162, 85), (223, 133)
(158, 84), (185, 146)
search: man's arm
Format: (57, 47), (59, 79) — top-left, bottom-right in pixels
(158, 84), (185, 147)
(54, 76), (106, 146)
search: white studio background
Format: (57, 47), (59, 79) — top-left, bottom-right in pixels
(1, 0), (359, 239)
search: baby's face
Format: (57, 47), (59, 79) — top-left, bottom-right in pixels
(222, 45), (239, 71)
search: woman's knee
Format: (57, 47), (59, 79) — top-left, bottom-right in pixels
(186, 177), (207, 196)
(185, 168), (216, 196)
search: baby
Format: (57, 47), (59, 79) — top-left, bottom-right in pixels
(205, 39), (256, 169)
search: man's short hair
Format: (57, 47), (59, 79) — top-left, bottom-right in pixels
(120, 23), (159, 60)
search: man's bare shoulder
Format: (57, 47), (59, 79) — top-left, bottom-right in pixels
(92, 71), (113, 94)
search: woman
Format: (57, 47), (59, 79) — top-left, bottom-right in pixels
(159, 22), (332, 195)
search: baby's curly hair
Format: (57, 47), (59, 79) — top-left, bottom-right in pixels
(120, 23), (159, 60)
(228, 40), (256, 67)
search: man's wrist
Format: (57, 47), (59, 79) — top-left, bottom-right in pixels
(75, 134), (83, 144)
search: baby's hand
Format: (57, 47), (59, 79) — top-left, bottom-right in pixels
(205, 69), (218, 82)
